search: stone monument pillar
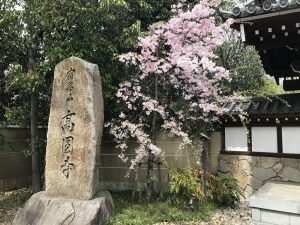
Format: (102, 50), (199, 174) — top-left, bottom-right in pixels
(13, 57), (115, 225)
(45, 56), (103, 200)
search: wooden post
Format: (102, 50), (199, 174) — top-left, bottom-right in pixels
(200, 133), (210, 197)
(157, 158), (163, 198)
(132, 162), (141, 199)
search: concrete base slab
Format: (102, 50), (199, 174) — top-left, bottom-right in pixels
(250, 182), (300, 225)
(13, 191), (115, 225)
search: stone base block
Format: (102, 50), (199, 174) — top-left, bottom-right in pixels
(250, 182), (300, 225)
(13, 191), (115, 225)
(254, 222), (279, 225)
(251, 208), (300, 225)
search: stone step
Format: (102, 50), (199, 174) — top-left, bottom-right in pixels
(250, 181), (300, 225)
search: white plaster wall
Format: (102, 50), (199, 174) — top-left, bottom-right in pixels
(252, 127), (277, 153)
(282, 127), (300, 154)
(225, 127), (248, 151)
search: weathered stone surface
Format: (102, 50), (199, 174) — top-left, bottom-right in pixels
(228, 155), (239, 165)
(218, 155), (300, 199)
(45, 57), (104, 200)
(252, 167), (276, 182)
(244, 185), (256, 198)
(261, 157), (279, 169)
(13, 191), (114, 225)
(219, 154), (230, 162)
(239, 160), (251, 175)
(247, 156), (261, 167)
(229, 163), (240, 176)
(239, 155), (252, 162)
(281, 158), (299, 169)
(248, 176), (263, 190)
(280, 166), (300, 182)
(272, 163), (283, 173)
(219, 160), (230, 173)
(236, 171), (248, 189)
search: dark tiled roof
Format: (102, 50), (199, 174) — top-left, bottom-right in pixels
(219, 1), (300, 20)
(227, 93), (300, 117)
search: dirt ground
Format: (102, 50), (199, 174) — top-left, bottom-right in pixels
(0, 188), (32, 225)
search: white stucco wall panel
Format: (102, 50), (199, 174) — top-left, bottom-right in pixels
(282, 127), (300, 154)
(252, 127), (277, 153)
(225, 127), (248, 151)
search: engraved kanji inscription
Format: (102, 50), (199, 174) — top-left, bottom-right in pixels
(61, 156), (74, 178)
(61, 110), (76, 132)
(62, 136), (74, 153)
(66, 81), (74, 92)
(66, 93), (73, 102)
(67, 68), (75, 80)
(65, 68), (75, 102)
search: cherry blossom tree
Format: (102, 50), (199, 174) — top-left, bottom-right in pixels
(108, 0), (235, 201)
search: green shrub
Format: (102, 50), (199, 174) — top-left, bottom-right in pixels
(168, 167), (244, 207)
(169, 167), (205, 201)
(211, 174), (244, 206)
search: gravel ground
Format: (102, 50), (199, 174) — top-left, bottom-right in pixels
(0, 188), (32, 225)
(154, 202), (254, 225)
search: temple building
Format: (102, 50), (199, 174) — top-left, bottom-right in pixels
(214, 2), (300, 224)
(220, 0), (300, 90)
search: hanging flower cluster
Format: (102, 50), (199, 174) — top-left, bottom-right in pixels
(107, 0), (236, 168)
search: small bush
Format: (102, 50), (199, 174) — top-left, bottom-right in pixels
(169, 167), (244, 207)
(211, 174), (244, 206)
(169, 167), (204, 201)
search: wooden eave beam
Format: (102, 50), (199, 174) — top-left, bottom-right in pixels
(246, 31), (300, 50)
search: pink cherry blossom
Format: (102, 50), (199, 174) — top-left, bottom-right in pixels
(108, 0), (241, 168)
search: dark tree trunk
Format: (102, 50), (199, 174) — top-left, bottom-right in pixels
(146, 150), (155, 202)
(28, 43), (41, 193)
(146, 74), (158, 202)
(31, 91), (40, 192)
(201, 139), (208, 197)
